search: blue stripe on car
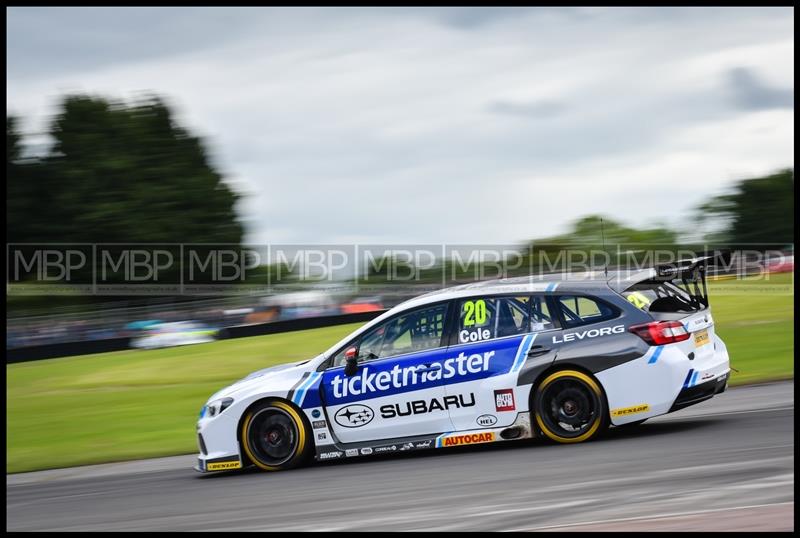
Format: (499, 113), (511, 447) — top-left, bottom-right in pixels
(293, 372), (321, 406)
(689, 370), (699, 387)
(682, 369), (694, 388)
(510, 333), (536, 373)
(647, 346), (664, 364)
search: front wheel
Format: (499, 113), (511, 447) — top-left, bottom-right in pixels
(533, 370), (609, 443)
(240, 400), (311, 471)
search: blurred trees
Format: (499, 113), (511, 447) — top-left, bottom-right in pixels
(697, 169), (794, 247)
(6, 95), (243, 245)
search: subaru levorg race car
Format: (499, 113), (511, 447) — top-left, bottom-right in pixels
(196, 254), (731, 473)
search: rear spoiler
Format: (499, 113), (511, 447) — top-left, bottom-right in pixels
(611, 250), (732, 308)
(652, 250), (732, 280)
(653, 251), (732, 308)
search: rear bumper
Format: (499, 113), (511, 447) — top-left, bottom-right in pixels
(669, 371), (729, 413)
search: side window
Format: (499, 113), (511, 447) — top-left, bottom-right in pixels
(457, 296), (530, 344)
(529, 295), (555, 332)
(330, 303), (448, 367)
(556, 295), (619, 328)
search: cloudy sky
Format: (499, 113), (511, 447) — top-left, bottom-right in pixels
(6, 7), (794, 245)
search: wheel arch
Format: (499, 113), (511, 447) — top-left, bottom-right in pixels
(236, 396), (315, 467)
(528, 363), (611, 419)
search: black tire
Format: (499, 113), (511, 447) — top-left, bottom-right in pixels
(240, 400), (312, 471)
(533, 370), (609, 443)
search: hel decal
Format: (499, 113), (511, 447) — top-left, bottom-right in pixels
(476, 414), (498, 426)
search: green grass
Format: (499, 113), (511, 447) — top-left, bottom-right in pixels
(6, 323), (362, 473)
(706, 272), (794, 385)
(6, 274), (793, 473)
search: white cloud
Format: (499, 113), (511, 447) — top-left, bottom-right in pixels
(6, 7), (794, 245)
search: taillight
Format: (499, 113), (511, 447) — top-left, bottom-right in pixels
(629, 320), (690, 345)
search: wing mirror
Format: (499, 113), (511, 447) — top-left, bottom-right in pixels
(344, 346), (359, 376)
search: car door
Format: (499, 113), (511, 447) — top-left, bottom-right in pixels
(320, 302), (455, 444)
(444, 294), (560, 432)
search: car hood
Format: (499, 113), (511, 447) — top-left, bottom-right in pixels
(206, 355), (321, 402)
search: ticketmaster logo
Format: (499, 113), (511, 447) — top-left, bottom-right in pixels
(331, 351), (496, 398)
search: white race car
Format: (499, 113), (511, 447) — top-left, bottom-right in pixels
(196, 256), (731, 473)
(131, 321), (218, 350)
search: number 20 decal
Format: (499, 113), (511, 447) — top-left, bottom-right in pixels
(463, 299), (487, 327)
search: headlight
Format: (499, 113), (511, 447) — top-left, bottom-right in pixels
(202, 397), (234, 418)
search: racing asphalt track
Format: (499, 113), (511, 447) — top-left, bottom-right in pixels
(7, 381), (794, 531)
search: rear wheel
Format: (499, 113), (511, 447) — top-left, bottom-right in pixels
(533, 370), (609, 443)
(240, 400), (311, 471)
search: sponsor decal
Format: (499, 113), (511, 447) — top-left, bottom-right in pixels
(701, 372), (715, 381)
(459, 328), (492, 343)
(360, 447), (373, 455)
(374, 445), (397, 453)
(317, 432), (327, 441)
(207, 460), (242, 471)
(611, 404), (651, 417)
(319, 451), (342, 460)
(415, 440), (432, 449)
(494, 389), (516, 412)
(330, 351), (495, 399)
(437, 432), (496, 448)
(334, 404), (375, 428)
(476, 414), (498, 427)
(381, 393), (475, 419)
(399, 443), (415, 451)
(552, 324), (624, 344)
(312, 420), (327, 429)
(312, 409), (321, 418)
(345, 449), (359, 457)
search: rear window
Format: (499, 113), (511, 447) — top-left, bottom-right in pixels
(556, 295), (619, 328)
(622, 280), (703, 314)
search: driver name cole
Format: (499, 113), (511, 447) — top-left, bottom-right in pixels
(195, 254), (732, 473)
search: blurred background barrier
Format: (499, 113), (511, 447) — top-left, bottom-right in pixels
(6, 309), (386, 363)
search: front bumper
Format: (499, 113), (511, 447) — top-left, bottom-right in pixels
(194, 455), (244, 473)
(195, 408), (244, 473)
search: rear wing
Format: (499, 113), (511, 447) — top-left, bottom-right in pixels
(651, 251), (731, 308)
(610, 250), (732, 308)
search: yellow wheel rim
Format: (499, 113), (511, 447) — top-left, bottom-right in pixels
(535, 370), (603, 444)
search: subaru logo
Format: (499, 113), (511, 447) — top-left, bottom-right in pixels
(334, 404), (374, 428)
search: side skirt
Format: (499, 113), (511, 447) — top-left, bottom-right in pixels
(314, 413), (533, 462)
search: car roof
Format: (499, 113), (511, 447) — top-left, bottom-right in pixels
(321, 268), (658, 358)
(401, 269), (655, 306)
